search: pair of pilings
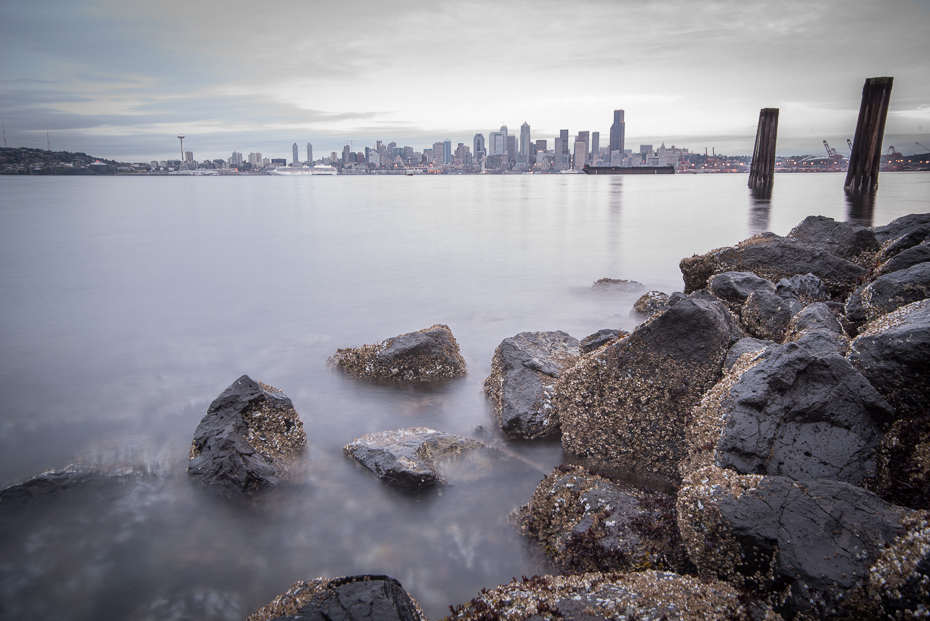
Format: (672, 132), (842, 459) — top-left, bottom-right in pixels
(747, 77), (893, 195)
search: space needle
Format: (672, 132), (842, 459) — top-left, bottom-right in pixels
(178, 134), (185, 161)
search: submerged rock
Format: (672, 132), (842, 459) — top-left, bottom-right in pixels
(343, 427), (484, 490)
(188, 375), (307, 495)
(329, 324), (466, 383)
(591, 277), (645, 293)
(484, 331), (580, 439)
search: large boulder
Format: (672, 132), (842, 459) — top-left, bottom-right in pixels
(514, 465), (691, 575)
(787, 215), (880, 266)
(876, 241), (930, 276)
(677, 465), (911, 620)
(188, 375), (307, 495)
(740, 289), (800, 342)
(484, 331), (580, 439)
(247, 575), (425, 621)
(873, 213), (930, 244)
(554, 294), (744, 488)
(682, 343), (894, 486)
(775, 273), (831, 306)
(856, 262), (930, 322)
(708, 271), (776, 314)
(343, 427), (483, 490)
(848, 299), (930, 416)
(328, 324), (466, 383)
(680, 233), (866, 296)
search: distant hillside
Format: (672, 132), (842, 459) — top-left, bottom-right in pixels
(0, 147), (129, 175)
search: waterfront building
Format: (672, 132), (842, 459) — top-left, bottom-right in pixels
(306, 144), (312, 164)
(519, 122), (531, 165)
(609, 110), (625, 157)
(573, 140), (586, 171)
(591, 132), (600, 166)
(292, 143), (298, 165)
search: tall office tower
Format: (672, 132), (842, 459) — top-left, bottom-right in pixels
(474, 133), (485, 157)
(519, 122), (531, 163)
(554, 137), (564, 165)
(560, 129), (570, 164)
(591, 132), (600, 165)
(609, 110), (625, 156)
(573, 140), (587, 171)
(535, 139), (547, 152)
(443, 139), (452, 165)
(433, 141), (444, 164)
(506, 135), (516, 165)
(342, 145), (350, 165)
(231, 151), (243, 166)
(292, 143), (299, 165)
(307, 143), (313, 163)
(576, 131), (590, 165)
(184, 151), (194, 163)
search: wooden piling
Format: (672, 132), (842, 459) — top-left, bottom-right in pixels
(748, 108), (779, 191)
(845, 77), (893, 194)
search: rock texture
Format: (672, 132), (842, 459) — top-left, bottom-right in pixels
(554, 294), (744, 487)
(776, 274), (831, 306)
(188, 375), (307, 495)
(871, 415), (930, 510)
(515, 465), (691, 575)
(591, 277), (645, 293)
(724, 337), (774, 371)
(856, 261), (930, 322)
(247, 575), (424, 621)
(343, 427), (483, 490)
(876, 242), (930, 276)
(484, 331), (580, 439)
(579, 329), (624, 355)
(787, 214), (880, 266)
(629, 290), (670, 319)
(873, 213), (930, 244)
(328, 324), (466, 383)
(741, 289), (800, 342)
(708, 271), (776, 314)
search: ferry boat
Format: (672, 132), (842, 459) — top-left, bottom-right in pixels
(583, 164), (674, 175)
(270, 165), (337, 176)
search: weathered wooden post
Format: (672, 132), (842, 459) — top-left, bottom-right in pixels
(845, 77), (893, 194)
(748, 108), (779, 191)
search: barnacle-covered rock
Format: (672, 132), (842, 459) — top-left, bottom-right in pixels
(579, 329), (625, 355)
(854, 262), (930, 323)
(591, 277), (645, 293)
(188, 375), (307, 495)
(741, 289), (800, 342)
(629, 290), (670, 320)
(708, 271), (776, 315)
(328, 324), (466, 383)
(787, 214), (881, 267)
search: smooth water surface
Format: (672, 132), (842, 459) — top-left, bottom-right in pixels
(0, 172), (927, 619)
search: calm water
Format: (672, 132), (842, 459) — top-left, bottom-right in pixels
(0, 172), (927, 619)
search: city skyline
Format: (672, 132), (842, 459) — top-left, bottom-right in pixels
(1, 0), (928, 161)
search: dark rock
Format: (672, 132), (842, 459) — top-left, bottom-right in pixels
(667, 291), (689, 306)
(484, 331), (580, 439)
(792, 328), (850, 358)
(343, 427), (483, 490)
(579, 329), (625, 355)
(591, 277), (645, 293)
(784, 301), (844, 340)
(685, 343), (893, 486)
(870, 414), (930, 510)
(787, 214), (880, 265)
(724, 337), (774, 372)
(848, 299), (930, 416)
(680, 233), (866, 296)
(555, 294), (744, 488)
(0, 466), (131, 505)
(843, 285), (868, 335)
(873, 213), (930, 244)
(708, 271), (775, 314)
(328, 324), (466, 383)
(677, 466), (909, 620)
(876, 241), (930, 276)
(248, 575), (424, 621)
(740, 289), (799, 342)
(856, 262), (930, 322)
(514, 465), (692, 575)
(130, 588), (244, 621)
(629, 290), (670, 319)
(188, 376), (307, 495)
(867, 516), (930, 618)
(775, 273), (830, 306)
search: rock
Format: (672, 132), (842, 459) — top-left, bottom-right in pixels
(0, 466), (135, 505)
(876, 241), (930, 276)
(629, 290), (670, 319)
(514, 465), (692, 575)
(848, 299), (930, 416)
(579, 329), (625, 355)
(775, 273), (830, 306)
(857, 262), (930, 322)
(591, 277), (645, 293)
(328, 324), (466, 383)
(792, 328), (850, 358)
(680, 233), (866, 296)
(787, 214), (881, 265)
(741, 289), (800, 342)
(343, 427), (484, 490)
(724, 337), (774, 372)
(870, 414), (930, 510)
(708, 271), (776, 314)
(867, 515), (930, 618)
(783, 302), (844, 341)
(188, 376), (307, 495)
(130, 588), (244, 621)
(446, 571), (780, 621)
(683, 343), (893, 486)
(843, 285), (868, 335)
(484, 331), (580, 439)
(677, 465), (909, 620)
(873, 213), (930, 244)
(247, 575), (425, 621)
(555, 294), (744, 488)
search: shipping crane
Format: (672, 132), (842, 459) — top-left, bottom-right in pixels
(917, 142), (930, 152)
(823, 140), (839, 158)
(847, 139), (853, 153)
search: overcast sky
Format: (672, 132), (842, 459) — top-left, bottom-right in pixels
(2, 0), (928, 161)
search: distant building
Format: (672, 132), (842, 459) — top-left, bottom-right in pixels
(271, 158), (286, 166)
(535, 139), (547, 153)
(306, 143), (312, 164)
(559, 129), (570, 167)
(474, 133), (485, 158)
(443, 139), (452, 165)
(342, 145), (350, 166)
(591, 132), (600, 165)
(292, 143), (298, 165)
(184, 151), (193, 163)
(573, 140), (587, 171)
(609, 110), (625, 158)
(506, 135), (516, 168)
(519, 122), (531, 165)
(433, 141), (444, 165)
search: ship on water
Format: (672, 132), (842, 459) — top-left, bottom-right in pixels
(270, 164), (337, 176)
(582, 164), (674, 175)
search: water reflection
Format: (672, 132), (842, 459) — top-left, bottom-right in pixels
(749, 187), (772, 234)
(845, 190), (876, 226)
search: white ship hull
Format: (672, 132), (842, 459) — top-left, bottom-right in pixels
(270, 165), (337, 176)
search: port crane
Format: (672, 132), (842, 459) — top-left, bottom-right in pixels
(823, 140), (841, 158)
(847, 139), (854, 153)
(917, 142), (930, 152)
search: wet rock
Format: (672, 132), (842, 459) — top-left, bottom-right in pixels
(555, 294), (744, 488)
(343, 427), (483, 490)
(866, 515), (930, 618)
(484, 331), (580, 439)
(724, 337), (774, 372)
(848, 299), (930, 416)
(579, 329), (625, 355)
(0, 466), (136, 505)
(684, 343), (893, 485)
(857, 262), (930, 322)
(188, 375), (307, 495)
(629, 290), (670, 320)
(741, 289), (800, 342)
(876, 241), (930, 276)
(677, 465), (909, 620)
(708, 271), (776, 314)
(680, 233), (866, 296)
(870, 414), (930, 510)
(247, 575), (425, 621)
(784, 301), (844, 341)
(591, 277), (645, 293)
(775, 273), (830, 306)
(514, 465), (691, 575)
(446, 571), (780, 621)
(873, 213), (930, 244)
(328, 324), (466, 383)
(792, 328), (850, 358)
(787, 214), (880, 266)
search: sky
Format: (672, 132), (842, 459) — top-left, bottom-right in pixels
(1, 0), (929, 162)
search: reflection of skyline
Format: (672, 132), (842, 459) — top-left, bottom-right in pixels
(749, 187), (772, 234)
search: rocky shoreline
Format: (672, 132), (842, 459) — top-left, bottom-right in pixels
(3, 213), (929, 620)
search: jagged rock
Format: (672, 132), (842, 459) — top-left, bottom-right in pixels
(630, 290), (670, 319)
(683, 343), (893, 485)
(787, 214), (880, 265)
(724, 337), (774, 371)
(741, 289), (800, 342)
(876, 241), (930, 276)
(579, 329), (625, 355)
(866, 515), (930, 618)
(775, 273), (830, 306)
(873, 213), (930, 244)
(446, 571), (781, 621)
(328, 324), (466, 383)
(708, 271), (776, 314)
(677, 465), (909, 620)
(484, 331), (580, 439)
(555, 294), (744, 488)
(856, 262), (930, 322)
(343, 427), (483, 490)
(870, 414), (930, 510)
(514, 465), (692, 575)
(792, 328), (850, 357)
(680, 233), (866, 296)
(188, 376), (307, 495)
(247, 575), (425, 621)
(591, 277), (645, 293)
(783, 301), (844, 341)
(848, 299), (930, 416)
(843, 285), (868, 335)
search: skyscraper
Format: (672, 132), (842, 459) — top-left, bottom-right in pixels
(519, 122), (531, 165)
(591, 132), (600, 166)
(609, 110), (625, 157)
(292, 143), (298, 165)
(474, 134), (485, 158)
(576, 131), (590, 166)
(443, 139), (452, 165)
(306, 143), (313, 163)
(559, 129), (570, 165)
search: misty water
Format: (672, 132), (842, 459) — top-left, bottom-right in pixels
(0, 172), (927, 620)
